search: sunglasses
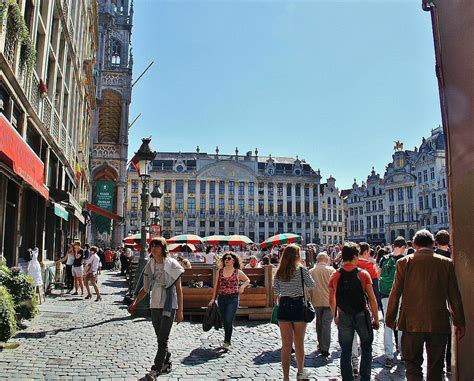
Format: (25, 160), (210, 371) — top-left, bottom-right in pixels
(224, 256), (233, 261)
(150, 244), (162, 248)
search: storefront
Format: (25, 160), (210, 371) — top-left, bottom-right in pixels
(0, 114), (49, 267)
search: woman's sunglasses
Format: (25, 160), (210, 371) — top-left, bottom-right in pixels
(224, 256), (233, 261)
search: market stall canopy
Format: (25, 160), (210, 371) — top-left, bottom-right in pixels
(167, 234), (204, 245)
(203, 235), (227, 245)
(87, 202), (123, 221)
(261, 233), (302, 249)
(168, 243), (198, 253)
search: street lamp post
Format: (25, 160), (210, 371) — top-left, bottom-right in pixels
(132, 138), (156, 317)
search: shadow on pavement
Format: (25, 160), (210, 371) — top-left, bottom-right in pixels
(181, 347), (227, 365)
(13, 315), (133, 339)
(253, 348), (296, 368)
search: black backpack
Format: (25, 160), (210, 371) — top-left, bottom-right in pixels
(336, 268), (368, 315)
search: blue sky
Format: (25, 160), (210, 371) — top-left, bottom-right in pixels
(130, 0), (441, 189)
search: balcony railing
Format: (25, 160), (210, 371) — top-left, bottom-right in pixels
(29, 74), (40, 115)
(60, 124), (67, 151)
(42, 97), (53, 131)
(52, 111), (60, 143)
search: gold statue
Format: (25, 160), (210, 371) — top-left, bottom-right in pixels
(394, 141), (404, 151)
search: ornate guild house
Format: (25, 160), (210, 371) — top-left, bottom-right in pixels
(126, 148), (345, 244)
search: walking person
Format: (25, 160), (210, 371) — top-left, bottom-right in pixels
(308, 252), (335, 357)
(129, 237), (184, 380)
(434, 229), (452, 374)
(378, 236), (406, 368)
(274, 244), (315, 381)
(58, 242), (78, 292)
(209, 252), (250, 348)
(329, 242), (380, 381)
(84, 246), (102, 301)
(386, 229), (465, 381)
(71, 248), (85, 295)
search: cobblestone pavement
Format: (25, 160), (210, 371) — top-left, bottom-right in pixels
(0, 271), (450, 380)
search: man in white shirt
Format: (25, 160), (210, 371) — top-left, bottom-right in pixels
(84, 246), (102, 301)
(309, 252), (336, 357)
(244, 256), (262, 269)
(205, 247), (216, 265)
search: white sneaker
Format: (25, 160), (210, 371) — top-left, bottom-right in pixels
(296, 369), (311, 380)
(145, 369), (160, 381)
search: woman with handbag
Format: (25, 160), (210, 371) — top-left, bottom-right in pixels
(274, 244), (315, 381)
(209, 252), (250, 348)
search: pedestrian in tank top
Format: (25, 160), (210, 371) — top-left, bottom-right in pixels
(209, 252), (250, 348)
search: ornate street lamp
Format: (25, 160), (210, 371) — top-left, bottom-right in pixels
(132, 138), (156, 316)
(150, 184), (163, 226)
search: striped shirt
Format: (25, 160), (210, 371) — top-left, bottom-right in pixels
(274, 266), (315, 297)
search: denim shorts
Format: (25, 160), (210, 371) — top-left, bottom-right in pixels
(278, 296), (304, 322)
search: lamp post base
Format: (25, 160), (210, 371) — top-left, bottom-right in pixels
(132, 257), (150, 317)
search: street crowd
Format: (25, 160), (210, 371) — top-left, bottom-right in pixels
(123, 229), (465, 381)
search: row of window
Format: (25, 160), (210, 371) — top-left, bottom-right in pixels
(322, 226), (343, 232)
(417, 168), (436, 183)
(388, 204), (415, 223)
(419, 193), (448, 210)
(131, 179), (322, 198)
(322, 209), (343, 222)
(388, 187), (414, 202)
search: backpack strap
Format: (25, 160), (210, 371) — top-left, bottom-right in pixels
(300, 267), (306, 302)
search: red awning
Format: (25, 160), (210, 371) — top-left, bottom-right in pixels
(86, 202), (123, 221)
(0, 114), (49, 199)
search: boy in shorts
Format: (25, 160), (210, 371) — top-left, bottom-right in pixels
(84, 246), (102, 301)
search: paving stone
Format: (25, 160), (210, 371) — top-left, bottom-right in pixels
(0, 271), (450, 381)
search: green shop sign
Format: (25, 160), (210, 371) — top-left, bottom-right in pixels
(94, 180), (116, 234)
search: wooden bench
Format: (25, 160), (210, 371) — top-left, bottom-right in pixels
(182, 265), (274, 320)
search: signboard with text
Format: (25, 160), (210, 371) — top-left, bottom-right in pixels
(93, 180), (116, 234)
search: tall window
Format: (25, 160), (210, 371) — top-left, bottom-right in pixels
(238, 182), (245, 196)
(278, 200), (283, 215)
(209, 181), (216, 194)
(209, 196), (215, 213)
(379, 215), (384, 228)
(188, 197), (196, 214)
(219, 181), (225, 194)
(176, 198), (184, 213)
(249, 182), (255, 194)
(390, 205), (395, 223)
(397, 187), (404, 201)
(295, 184), (301, 197)
(372, 200), (377, 211)
(277, 183), (283, 197)
(229, 198), (235, 212)
(419, 196), (424, 209)
(378, 199), (383, 210)
(398, 204), (405, 222)
(373, 215), (378, 228)
(111, 39), (121, 66)
(425, 195), (429, 209)
(200, 180), (206, 194)
(239, 199), (244, 213)
(423, 170), (428, 182)
(229, 181), (235, 195)
(322, 209), (326, 220)
(366, 201), (370, 213)
(249, 199), (254, 212)
(389, 189), (394, 201)
(268, 182), (274, 197)
(131, 196), (138, 210)
(258, 200), (264, 216)
(432, 193), (437, 208)
(367, 216), (371, 229)
(287, 184), (292, 197)
(176, 180), (184, 193)
(338, 210), (342, 222)
(430, 167), (435, 180)
(164, 180), (172, 193)
(219, 197), (225, 212)
(188, 180), (196, 194)
(131, 180), (138, 193)
(200, 196), (206, 212)
(418, 172), (422, 183)
(407, 186), (413, 199)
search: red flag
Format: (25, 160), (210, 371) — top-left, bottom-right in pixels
(130, 155), (140, 176)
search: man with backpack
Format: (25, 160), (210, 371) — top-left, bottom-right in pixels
(329, 242), (380, 381)
(378, 236), (406, 368)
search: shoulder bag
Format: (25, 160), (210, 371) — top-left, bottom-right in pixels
(300, 267), (315, 323)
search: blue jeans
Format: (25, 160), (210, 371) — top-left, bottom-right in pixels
(217, 293), (239, 343)
(338, 310), (374, 381)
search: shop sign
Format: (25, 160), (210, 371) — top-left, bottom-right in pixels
(0, 114), (49, 199)
(93, 180), (115, 233)
(54, 203), (69, 221)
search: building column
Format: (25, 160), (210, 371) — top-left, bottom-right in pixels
(292, 183), (297, 216)
(171, 180), (176, 212)
(264, 182), (269, 214)
(113, 181), (126, 246)
(283, 182), (288, 215)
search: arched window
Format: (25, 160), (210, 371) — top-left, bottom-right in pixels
(111, 39), (122, 66)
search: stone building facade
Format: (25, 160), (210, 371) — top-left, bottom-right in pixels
(125, 149), (343, 244)
(319, 176), (345, 245)
(344, 127), (449, 244)
(89, 0), (133, 248)
(0, 0), (98, 266)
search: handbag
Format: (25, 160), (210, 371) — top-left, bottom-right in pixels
(300, 267), (315, 323)
(270, 304), (279, 325)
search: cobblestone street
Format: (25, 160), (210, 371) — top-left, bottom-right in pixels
(0, 271), (421, 380)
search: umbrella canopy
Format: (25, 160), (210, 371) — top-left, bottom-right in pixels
(168, 243), (198, 253)
(221, 235), (253, 246)
(123, 232), (150, 244)
(167, 234), (204, 245)
(203, 235), (227, 245)
(261, 233), (302, 249)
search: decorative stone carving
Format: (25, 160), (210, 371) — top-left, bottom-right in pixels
(103, 72), (126, 88)
(197, 162), (257, 181)
(93, 144), (121, 159)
